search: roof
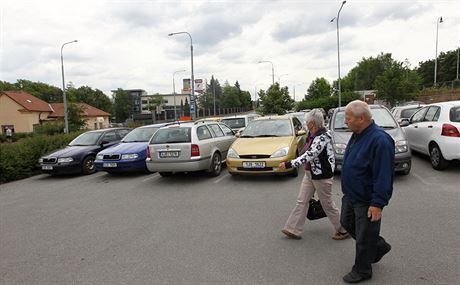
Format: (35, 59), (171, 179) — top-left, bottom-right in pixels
(49, 103), (110, 117)
(1, 91), (53, 112)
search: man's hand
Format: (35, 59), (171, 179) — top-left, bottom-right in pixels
(367, 206), (382, 222)
(278, 162), (286, 170)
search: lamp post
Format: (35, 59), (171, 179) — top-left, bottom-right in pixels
(434, 16), (443, 87)
(277, 73), (288, 86)
(173, 69), (186, 120)
(258, 60), (275, 86)
(168, 31), (196, 120)
(60, 40), (78, 134)
(331, 0), (346, 107)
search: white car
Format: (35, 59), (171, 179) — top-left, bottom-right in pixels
(404, 101), (460, 170)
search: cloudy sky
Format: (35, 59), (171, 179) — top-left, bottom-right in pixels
(1, 0), (459, 101)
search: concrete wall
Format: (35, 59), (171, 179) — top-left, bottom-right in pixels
(417, 89), (460, 103)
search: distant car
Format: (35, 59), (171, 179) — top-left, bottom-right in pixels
(39, 128), (131, 175)
(221, 114), (260, 132)
(146, 120), (236, 177)
(391, 104), (426, 125)
(330, 105), (411, 175)
(95, 123), (170, 173)
(226, 115), (307, 177)
(404, 100), (460, 170)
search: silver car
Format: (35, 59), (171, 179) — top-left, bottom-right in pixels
(330, 105), (412, 175)
(146, 120), (236, 177)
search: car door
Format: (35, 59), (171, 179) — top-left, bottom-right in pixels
(405, 107), (428, 152)
(217, 123), (236, 157)
(99, 130), (120, 152)
(417, 106), (441, 154)
(208, 124), (227, 157)
(292, 117), (307, 155)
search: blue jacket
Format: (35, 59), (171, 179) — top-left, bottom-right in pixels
(341, 122), (394, 208)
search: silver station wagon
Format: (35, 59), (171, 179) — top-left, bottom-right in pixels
(146, 120), (236, 177)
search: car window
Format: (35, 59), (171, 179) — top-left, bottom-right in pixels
(69, 132), (103, 146)
(334, 108), (397, 130)
(117, 129), (131, 139)
(242, 119), (293, 137)
(122, 127), (159, 142)
(151, 127), (192, 144)
(292, 117), (303, 132)
(208, 124), (225, 137)
(401, 107), (421, 119)
(411, 107), (427, 123)
(449, 106), (460, 122)
(219, 124), (234, 136)
(221, 118), (246, 129)
(196, 126), (212, 140)
(102, 131), (118, 143)
(423, 106), (440, 122)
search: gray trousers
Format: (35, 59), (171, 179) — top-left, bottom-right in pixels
(283, 172), (345, 236)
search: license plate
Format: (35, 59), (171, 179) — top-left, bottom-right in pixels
(159, 151), (179, 158)
(103, 162), (117, 168)
(242, 161), (266, 168)
(42, 165), (53, 170)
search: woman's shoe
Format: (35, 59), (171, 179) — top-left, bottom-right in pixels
(332, 231), (350, 240)
(281, 229), (302, 240)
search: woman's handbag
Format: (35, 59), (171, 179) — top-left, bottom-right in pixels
(307, 198), (327, 220)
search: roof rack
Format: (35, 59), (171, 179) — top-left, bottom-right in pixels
(193, 118), (222, 125)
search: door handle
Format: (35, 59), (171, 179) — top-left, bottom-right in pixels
(414, 126), (418, 128)
(428, 126), (433, 128)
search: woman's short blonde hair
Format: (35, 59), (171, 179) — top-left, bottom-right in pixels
(305, 109), (325, 128)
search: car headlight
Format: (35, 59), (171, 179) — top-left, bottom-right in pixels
(395, 140), (408, 153)
(38, 158), (43, 163)
(227, 148), (240, 158)
(333, 143), (347, 155)
(270, 147), (289, 158)
(96, 154), (104, 160)
(121, 153), (139, 160)
(57, 157), (74, 163)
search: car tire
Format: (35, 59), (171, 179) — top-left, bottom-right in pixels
(430, 144), (449, 170)
(208, 152), (222, 177)
(82, 156), (96, 175)
(159, 172), (172, 177)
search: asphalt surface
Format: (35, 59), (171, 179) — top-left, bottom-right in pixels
(1, 153), (459, 285)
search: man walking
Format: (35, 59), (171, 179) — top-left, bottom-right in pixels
(340, 100), (394, 283)
(5, 127), (12, 143)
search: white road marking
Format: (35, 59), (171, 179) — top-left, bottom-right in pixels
(142, 173), (160, 182)
(214, 172), (229, 184)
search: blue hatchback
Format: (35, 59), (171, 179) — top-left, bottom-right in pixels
(95, 123), (168, 173)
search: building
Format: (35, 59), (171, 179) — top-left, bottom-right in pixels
(48, 103), (110, 130)
(111, 89), (147, 115)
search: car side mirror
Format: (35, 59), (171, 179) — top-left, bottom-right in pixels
(297, 130), (306, 136)
(399, 119), (410, 127)
(100, 140), (110, 146)
(235, 132), (240, 138)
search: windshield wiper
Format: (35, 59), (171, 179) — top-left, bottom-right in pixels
(254, 134), (280, 137)
(123, 140), (146, 143)
(240, 135), (254, 138)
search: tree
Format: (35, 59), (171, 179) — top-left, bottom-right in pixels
(66, 86), (113, 113)
(416, 49), (459, 87)
(257, 83), (294, 115)
(183, 98), (190, 117)
(148, 95), (163, 123)
(221, 82), (241, 108)
(1, 79), (63, 102)
(113, 88), (133, 123)
(306, 77), (332, 99)
(67, 103), (87, 132)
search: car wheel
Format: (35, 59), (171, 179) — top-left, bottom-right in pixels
(159, 172), (172, 177)
(208, 152), (222, 177)
(82, 156), (96, 175)
(430, 144), (449, 170)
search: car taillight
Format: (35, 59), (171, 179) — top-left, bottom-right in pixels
(441, 123), (460, 137)
(146, 146), (151, 158)
(191, 144), (200, 157)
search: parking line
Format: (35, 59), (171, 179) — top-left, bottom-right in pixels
(142, 173), (160, 182)
(214, 172), (229, 184)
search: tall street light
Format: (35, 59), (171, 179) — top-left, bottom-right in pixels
(258, 60), (275, 86)
(331, 0), (346, 107)
(434, 16), (443, 87)
(173, 69), (186, 120)
(168, 32), (196, 120)
(60, 40), (78, 134)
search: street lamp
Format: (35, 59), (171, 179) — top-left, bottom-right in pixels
(258, 60), (275, 86)
(277, 73), (288, 85)
(331, 0), (346, 107)
(168, 32), (196, 120)
(60, 40), (78, 134)
(434, 16), (443, 87)
(173, 69), (186, 120)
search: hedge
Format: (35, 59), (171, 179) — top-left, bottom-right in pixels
(0, 132), (82, 184)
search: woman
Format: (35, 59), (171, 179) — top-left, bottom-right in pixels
(279, 109), (349, 240)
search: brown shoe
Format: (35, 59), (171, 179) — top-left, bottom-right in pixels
(281, 229), (302, 240)
(332, 231), (350, 240)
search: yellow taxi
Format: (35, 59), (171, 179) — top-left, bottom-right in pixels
(226, 115), (307, 176)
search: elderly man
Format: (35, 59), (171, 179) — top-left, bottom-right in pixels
(340, 100), (394, 283)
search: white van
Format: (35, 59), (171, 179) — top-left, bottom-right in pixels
(221, 114), (260, 132)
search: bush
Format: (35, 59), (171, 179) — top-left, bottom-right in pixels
(34, 122), (65, 135)
(296, 91), (361, 112)
(0, 132), (82, 184)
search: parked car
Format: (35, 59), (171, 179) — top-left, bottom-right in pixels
(404, 100), (460, 170)
(330, 105), (412, 175)
(221, 113), (260, 132)
(146, 120), (236, 177)
(391, 103), (426, 125)
(95, 123), (170, 173)
(226, 115), (307, 177)
(39, 128), (131, 175)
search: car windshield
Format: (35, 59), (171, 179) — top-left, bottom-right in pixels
(69, 132), (103, 146)
(450, 106), (460, 122)
(334, 108), (397, 131)
(401, 107), (422, 119)
(122, 127), (159, 142)
(242, 119), (293, 137)
(221, 118), (246, 129)
(150, 127), (192, 144)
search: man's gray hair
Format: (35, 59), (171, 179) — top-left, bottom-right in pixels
(305, 109), (325, 128)
(346, 100), (372, 119)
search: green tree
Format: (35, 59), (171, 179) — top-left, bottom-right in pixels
(67, 103), (87, 132)
(416, 49), (460, 87)
(113, 88), (133, 123)
(296, 91), (360, 112)
(183, 98), (190, 117)
(306, 77), (332, 99)
(221, 82), (241, 108)
(0, 81), (17, 91)
(148, 95), (163, 123)
(66, 86), (113, 113)
(257, 83), (294, 115)
(3, 79), (63, 102)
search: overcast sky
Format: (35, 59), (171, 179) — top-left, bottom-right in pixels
(1, 0), (459, 101)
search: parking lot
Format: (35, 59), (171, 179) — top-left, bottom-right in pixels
(1, 153), (459, 285)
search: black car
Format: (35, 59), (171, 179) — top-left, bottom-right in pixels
(39, 128), (131, 175)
